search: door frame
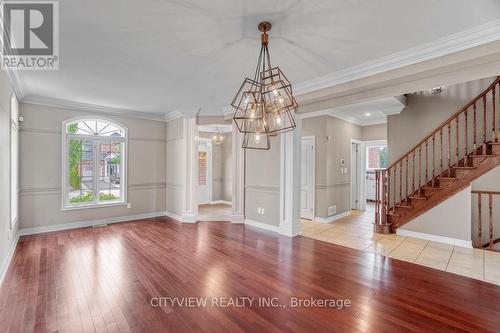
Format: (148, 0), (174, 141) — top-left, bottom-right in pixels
(301, 135), (315, 221)
(197, 137), (212, 205)
(350, 139), (363, 211)
(358, 139), (388, 211)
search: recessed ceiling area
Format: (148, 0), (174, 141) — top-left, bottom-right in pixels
(303, 96), (406, 126)
(17, 0), (500, 118)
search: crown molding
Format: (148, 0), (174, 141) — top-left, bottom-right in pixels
(6, 67), (27, 99)
(299, 94), (406, 126)
(299, 108), (387, 127)
(198, 124), (232, 133)
(299, 109), (365, 126)
(294, 19), (500, 96)
(164, 110), (183, 122)
(22, 95), (167, 121)
(1, 18), (27, 99)
(222, 106), (233, 115)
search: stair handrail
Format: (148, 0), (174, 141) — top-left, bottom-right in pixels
(385, 76), (500, 171)
(374, 76), (500, 230)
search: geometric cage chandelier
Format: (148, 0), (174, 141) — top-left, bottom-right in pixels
(231, 22), (298, 150)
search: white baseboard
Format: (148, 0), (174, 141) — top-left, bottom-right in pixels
(180, 213), (198, 223)
(165, 210), (182, 221)
(230, 214), (245, 224)
(19, 211), (167, 236)
(0, 232), (20, 286)
(245, 219), (280, 233)
(314, 211), (351, 224)
(210, 200), (232, 205)
(396, 229), (473, 248)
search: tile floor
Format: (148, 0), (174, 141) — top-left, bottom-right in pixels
(301, 205), (500, 286)
(198, 203), (232, 221)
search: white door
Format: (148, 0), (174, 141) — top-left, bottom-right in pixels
(301, 137), (314, 220)
(198, 142), (211, 205)
(351, 142), (360, 210)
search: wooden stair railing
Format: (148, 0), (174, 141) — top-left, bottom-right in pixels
(472, 190), (500, 251)
(375, 76), (500, 234)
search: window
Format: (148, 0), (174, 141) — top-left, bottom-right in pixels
(10, 93), (18, 228)
(62, 118), (127, 210)
(366, 144), (388, 170)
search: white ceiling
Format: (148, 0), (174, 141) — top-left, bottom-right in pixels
(19, 0), (500, 118)
(323, 96), (406, 126)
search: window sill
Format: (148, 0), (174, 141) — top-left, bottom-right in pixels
(62, 201), (127, 211)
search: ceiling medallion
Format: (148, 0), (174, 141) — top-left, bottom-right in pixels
(231, 22), (298, 150)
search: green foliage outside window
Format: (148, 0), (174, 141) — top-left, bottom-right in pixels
(99, 193), (119, 201)
(67, 123), (82, 190)
(69, 192), (93, 203)
(69, 192), (119, 203)
(379, 146), (388, 169)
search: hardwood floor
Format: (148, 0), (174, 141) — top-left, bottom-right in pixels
(1, 217), (500, 332)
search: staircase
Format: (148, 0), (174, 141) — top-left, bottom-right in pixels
(374, 76), (500, 234)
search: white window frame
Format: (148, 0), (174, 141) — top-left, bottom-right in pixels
(10, 93), (19, 229)
(61, 117), (128, 211)
(366, 141), (388, 171)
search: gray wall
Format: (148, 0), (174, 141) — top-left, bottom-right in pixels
(0, 70), (19, 278)
(245, 136), (281, 226)
(166, 117), (184, 215)
(361, 123), (387, 141)
(303, 115), (362, 218)
(387, 77), (495, 164)
(19, 103), (167, 229)
(399, 186), (472, 241)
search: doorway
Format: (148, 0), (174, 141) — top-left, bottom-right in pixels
(197, 124), (233, 221)
(301, 136), (315, 220)
(365, 141), (388, 208)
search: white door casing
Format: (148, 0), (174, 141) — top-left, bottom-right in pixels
(301, 136), (315, 220)
(351, 142), (360, 210)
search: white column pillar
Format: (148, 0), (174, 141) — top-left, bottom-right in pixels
(279, 115), (302, 237)
(181, 117), (198, 223)
(231, 123), (245, 223)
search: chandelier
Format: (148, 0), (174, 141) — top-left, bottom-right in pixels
(231, 22), (298, 150)
(212, 127), (225, 145)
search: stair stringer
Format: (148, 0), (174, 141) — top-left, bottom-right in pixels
(388, 153), (500, 232)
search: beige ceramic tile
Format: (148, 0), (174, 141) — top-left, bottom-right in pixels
(484, 250), (500, 285)
(301, 207), (496, 285)
(415, 242), (454, 270)
(446, 247), (484, 280)
(388, 238), (428, 262)
(366, 237), (405, 256)
(330, 235), (376, 251)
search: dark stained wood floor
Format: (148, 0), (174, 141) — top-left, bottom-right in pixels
(1, 217), (500, 332)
